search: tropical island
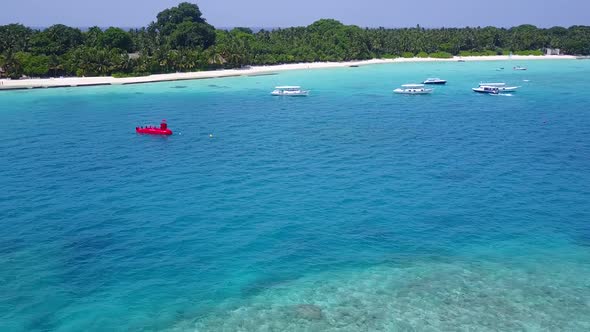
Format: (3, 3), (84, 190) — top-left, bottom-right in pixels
(0, 2), (589, 80)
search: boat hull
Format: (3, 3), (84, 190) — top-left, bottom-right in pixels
(271, 86), (309, 96)
(394, 88), (433, 95)
(271, 93), (309, 97)
(472, 88), (500, 94)
(497, 86), (519, 92)
(136, 128), (173, 135)
(478, 84), (519, 92)
(271, 91), (309, 97)
(423, 81), (447, 85)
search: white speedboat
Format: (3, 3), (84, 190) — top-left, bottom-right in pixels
(423, 78), (447, 85)
(394, 84), (433, 95)
(478, 82), (519, 92)
(513, 66), (527, 71)
(271, 86), (309, 96)
(473, 86), (500, 94)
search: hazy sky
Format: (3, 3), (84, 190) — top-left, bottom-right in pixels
(1, 0), (589, 28)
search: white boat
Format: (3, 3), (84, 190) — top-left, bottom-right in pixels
(394, 84), (433, 95)
(513, 66), (527, 71)
(473, 86), (501, 94)
(423, 78), (447, 85)
(478, 82), (519, 92)
(271, 86), (309, 96)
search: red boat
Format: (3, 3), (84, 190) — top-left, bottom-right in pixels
(136, 120), (173, 135)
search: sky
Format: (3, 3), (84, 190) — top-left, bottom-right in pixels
(1, 0), (589, 28)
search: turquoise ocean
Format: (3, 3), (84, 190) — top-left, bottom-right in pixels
(1, 60), (590, 331)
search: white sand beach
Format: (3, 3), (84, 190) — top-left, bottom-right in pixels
(0, 55), (575, 90)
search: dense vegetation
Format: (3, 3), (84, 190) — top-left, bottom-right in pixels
(1, 2), (589, 78)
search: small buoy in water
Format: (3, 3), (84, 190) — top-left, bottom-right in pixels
(209, 134), (214, 138)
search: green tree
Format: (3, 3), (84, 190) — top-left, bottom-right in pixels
(169, 21), (215, 50)
(232, 27), (253, 35)
(0, 24), (34, 53)
(15, 52), (49, 76)
(0, 52), (23, 78)
(562, 26), (590, 54)
(99, 27), (133, 52)
(155, 2), (207, 35)
(31, 24), (83, 55)
(84, 26), (104, 48)
(65, 47), (129, 76)
(509, 24), (545, 51)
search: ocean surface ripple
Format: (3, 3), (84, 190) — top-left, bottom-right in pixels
(1, 60), (590, 331)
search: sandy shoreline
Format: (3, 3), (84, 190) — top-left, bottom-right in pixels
(0, 55), (575, 91)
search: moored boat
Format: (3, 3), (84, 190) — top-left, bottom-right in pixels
(394, 84), (433, 95)
(513, 66), (527, 71)
(423, 78), (447, 85)
(136, 120), (173, 135)
(271, 86), (309, 96)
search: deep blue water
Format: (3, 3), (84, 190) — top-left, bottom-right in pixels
(1, 60), (590, 331)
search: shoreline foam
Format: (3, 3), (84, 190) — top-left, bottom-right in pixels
(0, 55), (575, 91)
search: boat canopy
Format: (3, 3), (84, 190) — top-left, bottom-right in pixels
(401, 84), (424, 88)
(479, 82), (506, 86)
(275, 86), (301, 89)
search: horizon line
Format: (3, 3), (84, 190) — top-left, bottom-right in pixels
(3, 23), (589, 31)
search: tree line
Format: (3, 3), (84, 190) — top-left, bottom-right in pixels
(1, 2), (589, 78)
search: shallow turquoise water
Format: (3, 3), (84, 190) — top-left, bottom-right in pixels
(1, 60), (590, 331)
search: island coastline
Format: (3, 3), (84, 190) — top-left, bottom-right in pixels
(0, 55), (575, 91)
